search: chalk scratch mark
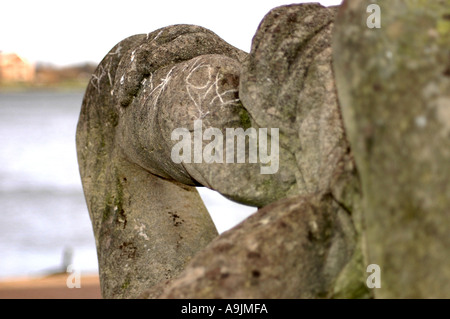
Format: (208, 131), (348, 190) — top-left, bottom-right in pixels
(144, 67), (175, 108)
(108, 44), (122, 57)
(185, 58), (240, 119)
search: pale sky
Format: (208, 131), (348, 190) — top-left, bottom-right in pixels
(1, 0), (342, 66)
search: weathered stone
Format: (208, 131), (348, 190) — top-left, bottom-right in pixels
(77, 4), (369, 299)
(333, 0), (450, 298)
(239, 4), (368, 298)
(139, 4), (367, 299)
(77, 26), (240, 298)
(240, 4), (350, 200)
(77, 24), (303, 298)
(117, 52), (299, 207)
(148, 194), (355, 299)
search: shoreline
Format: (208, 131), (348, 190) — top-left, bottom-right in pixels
(0, 273), (101, 299)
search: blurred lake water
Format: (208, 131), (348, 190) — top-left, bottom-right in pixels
(0, 91), (255, 279)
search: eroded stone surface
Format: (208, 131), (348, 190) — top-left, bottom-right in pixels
(77, 4), (368, 299)
(333, 0), (450, 298)
(140, 4), (366, 299)
(151, 194), (355, 299)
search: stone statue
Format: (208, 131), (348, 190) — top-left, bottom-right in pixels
(76, 1), (450, 299)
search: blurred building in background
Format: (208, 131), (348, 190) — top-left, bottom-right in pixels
(0, 51), (96, 89)
(0, 52), (35, 83)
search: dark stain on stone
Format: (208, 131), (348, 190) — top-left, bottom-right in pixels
(443, 66), (450, 77)
(373, 83), (382, 92)
(220, 73), (239, 88)
(119, 242), (137, 259)
(206, 267), (222, 279)
(118, 208), (127, 229)
(214, 242), (233, 253)
(247, 251), (261, 259)
(221, 272), (230, 279)
(168, 211), (184, 227)
(288, 12), (297, 23)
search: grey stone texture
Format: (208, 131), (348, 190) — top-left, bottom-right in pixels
(76, 0), (449, 299)
(333, 0), (450, 298)
(141, 3), (366, 299)
(77, 3), (364, 299)
(150, 194), (358, 298)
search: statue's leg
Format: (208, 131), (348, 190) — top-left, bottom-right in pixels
(76, 26), (241, 298)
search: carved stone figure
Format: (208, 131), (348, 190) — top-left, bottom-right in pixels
(77, 1), (449, 299)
